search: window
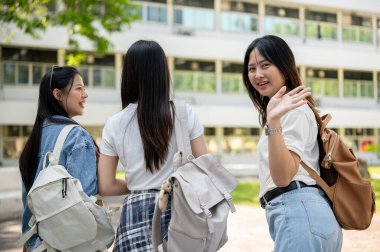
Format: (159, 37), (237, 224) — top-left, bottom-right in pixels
(134, 0), (167, 24)
(3, 125), (31, 159)
(77, 54), (115, 88)
(305, 68), (339, 97)
(344, 71), (373, 98)
(265, 6), (299, 36)
(221, 1), (258, 32)
(174, 0), (214, 8)
(174, 0), (215, 29)
(305, 10), (337, 40)
(222, 62), (244, 93)
(222, 127), (260, 154)
(1, 47), (56, 86)
(204, 127), (218, 154)
(344, 128), (375, 152)
(342, 14), (372, 44)
(174, 59), (215, 93)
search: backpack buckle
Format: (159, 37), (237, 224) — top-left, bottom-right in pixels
(187, 154), (195, 161)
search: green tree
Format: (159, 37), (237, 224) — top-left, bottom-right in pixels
(0, 0), (140, 65)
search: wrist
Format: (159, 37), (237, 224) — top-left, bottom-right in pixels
(266, 119), (281, 128)
(265, 124), (282, 136)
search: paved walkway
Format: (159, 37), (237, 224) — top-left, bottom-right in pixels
(1, 203), (379, 252)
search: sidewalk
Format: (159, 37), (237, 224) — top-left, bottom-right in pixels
(1, 203), (379, 252)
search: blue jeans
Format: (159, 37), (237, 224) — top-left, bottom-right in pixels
(265, 186), (343, 252)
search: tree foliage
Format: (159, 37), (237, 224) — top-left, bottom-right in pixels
(0, 0), (140, 64)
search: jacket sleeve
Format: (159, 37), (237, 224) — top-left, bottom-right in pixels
(65, 129), (98, 196)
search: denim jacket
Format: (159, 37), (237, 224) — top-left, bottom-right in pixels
(21, 115), (98, 251)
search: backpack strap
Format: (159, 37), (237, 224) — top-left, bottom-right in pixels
(152, 101), (194, 251)
(44, 124), (79, 167)
(173, 100), (193, 165)
(300, 161), (334, 199)
(32, 241), (56, 252)
(17, 224), (37, 247)
(152, 198), (163, 252)
(306, 101), (331, 140)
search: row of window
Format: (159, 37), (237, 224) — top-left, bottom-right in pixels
(2, 125), (379, 159)
(134, 1), (380, 44)
(2, 60), (379, 99)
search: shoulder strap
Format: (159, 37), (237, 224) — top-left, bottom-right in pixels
(152, 199), (163, 252)
(300, 161), (333, 199)
(45, 125), (79, 167)
(306, 101), (331, 139)
(173, 100), (193, 165)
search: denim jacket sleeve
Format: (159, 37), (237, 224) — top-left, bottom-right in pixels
(64, 127), (98, 196)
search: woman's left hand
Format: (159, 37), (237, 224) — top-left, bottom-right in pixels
(266, 85), (311, 124)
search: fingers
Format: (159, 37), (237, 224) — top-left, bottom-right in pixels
(288, 85), (310, 97)
(288, 86), (311, 101)
(273, 86), (287, 98)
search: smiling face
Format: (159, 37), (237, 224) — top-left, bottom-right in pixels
(54, 74), (88, 118)
(247, 49), (286, 99)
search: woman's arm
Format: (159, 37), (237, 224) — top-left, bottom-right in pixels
(97, 154), (129, 196)
(190, 135), (208, 158)
(266, 86), (311, 187)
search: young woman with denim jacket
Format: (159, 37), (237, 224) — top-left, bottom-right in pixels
(97, 40), (208, 251)
(19, 66), (98, 251)
(242, 35), (343, 251)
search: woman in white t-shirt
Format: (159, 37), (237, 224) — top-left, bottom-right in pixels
(242, 35), (343, 251)
(97, 40), (207, 251)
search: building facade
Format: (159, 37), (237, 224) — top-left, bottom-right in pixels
(1, 0), (380, 167)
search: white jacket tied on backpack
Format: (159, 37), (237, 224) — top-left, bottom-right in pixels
(18, 125), (116, 252)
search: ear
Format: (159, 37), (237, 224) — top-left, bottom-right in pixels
(52, 88), (63, 102)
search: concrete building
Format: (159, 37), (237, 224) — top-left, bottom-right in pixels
(1, 0), (380, 170)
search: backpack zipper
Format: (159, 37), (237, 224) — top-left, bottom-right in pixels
(324, 132), (338, 168)
(62, 178), (68, 198)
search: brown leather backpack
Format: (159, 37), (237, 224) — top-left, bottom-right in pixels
(301, 103), (376, 230)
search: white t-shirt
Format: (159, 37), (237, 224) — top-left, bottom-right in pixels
(257, 103), (320, 198)
(100, 103), (204, 191)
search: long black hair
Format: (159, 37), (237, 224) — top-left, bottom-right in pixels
(19, 66), (80, 192)
(242, 35), (315, 127)
(121, 40), (174, 173)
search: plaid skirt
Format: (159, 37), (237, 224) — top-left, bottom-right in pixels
(113, 190), (171, 252)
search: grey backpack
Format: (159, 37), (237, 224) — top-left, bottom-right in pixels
(18, 125), (116, 252)
(152, 101), (238, 252)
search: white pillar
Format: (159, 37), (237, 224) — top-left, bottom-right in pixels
(215, 59), (222, 94)
(338, 68), (344, 99)
(258, 1), (265, 36)
(57, 49), (65, 65)
(299, 6), (305, 42)
(337, 11), (343, 43)
(115, 53), (123, 91)
(167, 0), (174, 28)
(214, 0), (221, 32)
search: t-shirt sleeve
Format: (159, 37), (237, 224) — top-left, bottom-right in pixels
(281, 109), (310, 160)
(186, 104), (204, 140)
(100, 119), (118, 156)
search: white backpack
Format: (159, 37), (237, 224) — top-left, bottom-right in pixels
(152, 101), (238, 252)
(18, 125), (116, 252)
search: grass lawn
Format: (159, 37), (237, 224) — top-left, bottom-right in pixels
(116, 166), (380, 212)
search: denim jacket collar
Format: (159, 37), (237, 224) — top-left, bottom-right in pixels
(43, 115), (78, 128)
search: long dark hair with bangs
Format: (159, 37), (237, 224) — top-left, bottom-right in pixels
(121, 40), (174, 173)
(242, 35), (315, 127)
(19, 66), (80, 192)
